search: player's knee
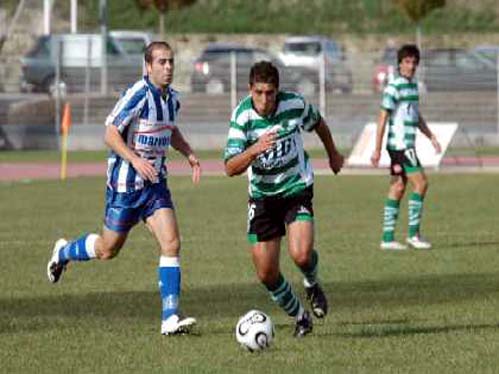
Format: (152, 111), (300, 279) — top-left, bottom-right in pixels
(390, 181), (405, 197)
(256, 267), (279, 286)
(415, 178), (428, 194)
(292, 250), (311, 268)
(97, 242), (122, 260)
(160, 237), (180, 256)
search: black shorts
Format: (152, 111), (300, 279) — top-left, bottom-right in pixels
(247, 187), (314, 244)
(388, 148), (422, 176)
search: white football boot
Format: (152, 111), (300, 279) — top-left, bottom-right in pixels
(161, 314), (197, 335)
(380, 241), (408, 251)
(406, 236), (432, 249)
(47, 238), (68, 283)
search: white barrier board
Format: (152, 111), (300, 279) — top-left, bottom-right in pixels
(347, 122), (459, 168)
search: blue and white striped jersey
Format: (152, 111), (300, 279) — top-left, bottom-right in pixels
(105, 76), (180, 193)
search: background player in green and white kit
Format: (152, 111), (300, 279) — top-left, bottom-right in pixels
(371, 44), (441, 250)
(224, 61), (344, 337)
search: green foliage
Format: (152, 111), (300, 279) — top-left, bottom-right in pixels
(394, 0), (446, 23)
(1, 174), (499, 372)
(73, 0), (499, 34)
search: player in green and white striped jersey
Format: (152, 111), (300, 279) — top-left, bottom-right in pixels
(224, 61), (344, 337)
(371, 44), (441, 251)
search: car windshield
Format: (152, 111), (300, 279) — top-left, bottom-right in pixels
(115, 38), (146, 55)
(283, 42), (321, 56)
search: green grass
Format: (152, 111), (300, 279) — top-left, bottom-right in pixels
(1, 146), (498, 164)
(1, 174), (499, 373)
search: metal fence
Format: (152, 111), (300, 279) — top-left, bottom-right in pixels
(0, 41), (498, 151)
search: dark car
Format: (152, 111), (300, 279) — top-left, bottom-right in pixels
(191, 43), (302, 94)
(20, 31), (151, 94)
(373, 47), (497, 92)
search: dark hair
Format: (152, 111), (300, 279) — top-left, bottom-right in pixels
(249, 61), (279, 88)
(144, 41), (173, 64)
(397, 44), (420, 65)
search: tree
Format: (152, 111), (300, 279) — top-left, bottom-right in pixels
(393, 0), (446, 48)
(134, 0), (197, 36)
(0, 0), (27, 55)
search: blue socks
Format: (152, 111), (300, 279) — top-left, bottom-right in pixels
(158, 256), (181, 321)
(58, 233), (98, 263)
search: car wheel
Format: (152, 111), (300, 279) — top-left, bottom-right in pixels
(296, 78), (316, 96)
(205, 79), (224, 94)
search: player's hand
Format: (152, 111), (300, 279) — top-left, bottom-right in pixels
(371, 149), (381, 167)
(431, 137), (442, 154)
(329, 152), (344, 175)
(188, 154), (201, 184)
(132, 157), (158, 182)
(250, 130), (277, 157)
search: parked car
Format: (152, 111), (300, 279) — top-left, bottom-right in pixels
(372, 48), (497, 92)
(191, 43), (302, 94)
(278, 35), (353, 94)
(473, 45), (499, 62)
(20, 31), (152, 94)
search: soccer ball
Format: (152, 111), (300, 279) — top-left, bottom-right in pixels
(235, 310), (274, 352)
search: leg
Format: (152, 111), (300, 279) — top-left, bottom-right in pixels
(47, 227), (129, 283)
(252, 238), (312, 337)
(146, 208), (195, 335)
(288, 220), (328, 318)
(380, 175), (408, 250)
(406, 171), (432, 249)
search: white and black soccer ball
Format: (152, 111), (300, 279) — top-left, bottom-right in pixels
(235, 310), (274, 352)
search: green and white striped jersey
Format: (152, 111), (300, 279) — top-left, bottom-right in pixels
(224, 91), (321, 199)
(381, 75), (420, 151)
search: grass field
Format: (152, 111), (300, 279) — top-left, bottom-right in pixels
(1, 174), (499, 373)
(1, 146), (498, 163)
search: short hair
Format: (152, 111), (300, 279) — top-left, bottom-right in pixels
(249, 61), (279, 88)
(144, 41), (173, 64)
(397, 44), (420, 65)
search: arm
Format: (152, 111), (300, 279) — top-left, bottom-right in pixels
(170, 127), (201, 184)
(224, 131), (277, 177)
(418, 113), (441, 153)
(370, 109), (389, 167)
(314, 117), (344, 174)
(104, 125), (157, 182)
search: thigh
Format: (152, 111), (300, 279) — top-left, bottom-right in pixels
(104, 188), (141, 233)
(247, 198), (285, 244)
(146, 207), (180, 256)
(287, 220), (314, 258)
(99, 226), (129, 256)
(388, 150), (407, 176)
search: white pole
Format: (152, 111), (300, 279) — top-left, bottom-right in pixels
(70, 0), (78, 34)
(43, 0), (51, 35)
(497, 53), (499, 137)
(319, 51), (326, 119)
(100, 0), (107, 95)
(230, 51), (237, 110)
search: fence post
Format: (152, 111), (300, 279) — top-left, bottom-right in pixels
(319, 51), (326, 119)
(54, 38), (61, 141)
(230, 51), (237, 110)
(497, 53), (499, 138)
(84, 37), (91, 126)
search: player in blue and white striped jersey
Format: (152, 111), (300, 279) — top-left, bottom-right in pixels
(371, 44), (441, 251)
(47, 42), (201, 336)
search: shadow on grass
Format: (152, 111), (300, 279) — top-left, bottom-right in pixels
(1, 272), (499, 335)
(338, 322), (499, 338)
(438, 240), (499, 249)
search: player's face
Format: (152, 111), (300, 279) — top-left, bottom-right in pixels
(399, 56), (418, 79)
(249, 82), (278, 117)
(146, 47), (174, 89)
